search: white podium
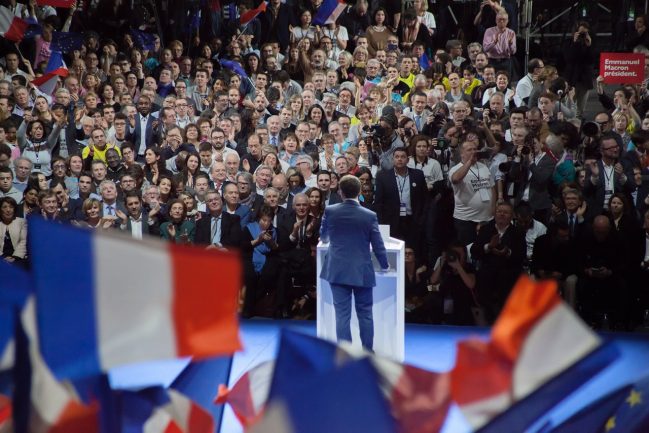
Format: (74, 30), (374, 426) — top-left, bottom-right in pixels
(316, 234), (405, 361)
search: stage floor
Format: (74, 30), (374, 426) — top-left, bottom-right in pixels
(222, 320), (649, 433)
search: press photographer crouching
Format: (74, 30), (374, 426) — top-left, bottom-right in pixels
(428, 242), (478, 325)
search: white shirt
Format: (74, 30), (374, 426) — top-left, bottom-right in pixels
(524, 219), (547, 259)
(130, 218), (143, 240)
(449, 161), (494, 222)
(407, 157), (443, 191)
(138, 114), (149, 155)
(514, 74), (534, 107)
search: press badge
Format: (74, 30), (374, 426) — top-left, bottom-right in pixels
(400, 202), (407, 216)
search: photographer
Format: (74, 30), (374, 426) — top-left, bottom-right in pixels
(508, 133), (556, 224)
(373, 113), (405, 171)
(564, 21), (596, 120)
(429, 242), (477, 325)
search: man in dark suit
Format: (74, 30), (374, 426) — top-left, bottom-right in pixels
(508, 136), (556, 224)
(194, 190), (242, 249)
(374, 147), (427, 249)
(317, 170), (342, 206)
(550, 188), (588, 240)
(583, 133), (635, 219)
(471, 201), (527, 322)
(117, 191), (160, 238)
(320, 175), (389, 350)
(259, 0), (294, 52)
(131, 95), (157, 161)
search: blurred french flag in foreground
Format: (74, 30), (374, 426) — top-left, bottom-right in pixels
(217, 330), (451, 433)
(28, 218), (242, 381)
(451, 276), (619, 433)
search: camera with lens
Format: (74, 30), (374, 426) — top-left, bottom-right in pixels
(363, 124), (387, 138)
(433, 112), (446, 124)
(581, 121), (600, 138)
(476, 149), (491, 160)
(445, 249), (459, 263)
(499, 161), (512, 173)
(403, 128), (414, 138)
(436, 137), (448, 150)
(520, 145), (531, 156)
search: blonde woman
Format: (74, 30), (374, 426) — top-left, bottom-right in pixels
(289, 94), (305, 123)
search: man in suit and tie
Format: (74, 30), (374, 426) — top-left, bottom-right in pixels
(132, 95), (156, 161)
(320, 175), (389, 350)
(583, 133), (635, 219)
(403, 91), (433, 133)
(194, 190), (242, 249)
(374, 147), (428, 248)
(116, 191), (160, 239)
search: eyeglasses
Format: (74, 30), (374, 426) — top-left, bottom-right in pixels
(53, 164), (66, 169)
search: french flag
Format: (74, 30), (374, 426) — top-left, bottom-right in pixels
(450, 276), (619, 432)
(217, 331), (451, 433)
(250, 359), (397, 433)
(122, 387), (213, 433)
(239, 1), (266, 26)
(28, 218), (242, 382)
(0, 6), (28, 42)
(312, 0), (346, 26)
(14, 297), (100, 433)
(31, 51), (69, 96)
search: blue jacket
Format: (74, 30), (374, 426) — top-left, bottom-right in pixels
(320, 199), (389, 288)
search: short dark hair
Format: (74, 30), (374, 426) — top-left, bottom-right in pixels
(338, 175), (361, 199)
(123, 190), (142, 204)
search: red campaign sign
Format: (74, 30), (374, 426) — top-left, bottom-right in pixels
(36, 0), (75, 7)
(600, 52), (645, 84)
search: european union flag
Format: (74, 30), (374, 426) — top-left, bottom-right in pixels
(600, 376), (649, 433)
(219, 59), (248, 79)
(129, 28), (156, 50)
(51, 31), (84, 53)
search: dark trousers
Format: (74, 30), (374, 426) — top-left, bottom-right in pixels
(453, 218), (480, 246)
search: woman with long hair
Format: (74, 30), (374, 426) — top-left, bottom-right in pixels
(365, 7), (395, 57)
(244, 52), (261, 78)
(306, 104), (327, 138)
(157, 175), (177, 205)
(288, 94), (305, 123)
(291, 9), (318, 44)
(17, 118), (62, 177)
(181, 152), (201, 190)
(305, 186), (324, 219)
(143, 147), (172, 184)
(607, 193), (641, 239)
(282, 43), (304, 83)
(16, 186), (40, 218)
(99, 83), (121, 112)
(32, 95), (54, 130)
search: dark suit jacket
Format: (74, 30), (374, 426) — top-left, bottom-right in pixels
(133, 113), (157, 154)
(374, 167), (428, 229)
(259, 3), (294, 51)
(123, 215), (160, 238)
(471, 221), (527, 271)
(194, 212), (242, 248)
(583, 159), (635, 219)
(509, 153), (556, 211)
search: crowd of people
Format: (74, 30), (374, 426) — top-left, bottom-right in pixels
(1, 0), (649, 329)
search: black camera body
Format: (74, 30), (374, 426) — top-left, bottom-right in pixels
(446, 250), (459, 263)
(476, 150), (491, 160)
